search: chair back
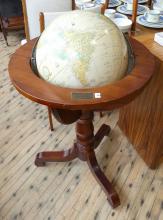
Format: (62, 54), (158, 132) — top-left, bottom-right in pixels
(40, 12), (69, 33)
(22, 0), (74, 40)
(98, 0), (109, 14)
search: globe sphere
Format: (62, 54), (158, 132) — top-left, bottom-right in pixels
(35, 11), (128, 89)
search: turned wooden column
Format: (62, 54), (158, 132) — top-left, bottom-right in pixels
(75, 111), (94, 161)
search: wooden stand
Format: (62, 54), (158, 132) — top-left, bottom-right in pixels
(8, 38), (157, 208)
(35, 110), (120, 208)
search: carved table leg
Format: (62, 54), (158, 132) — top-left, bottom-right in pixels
(87, 151), (120, 208)
(100, 112), (103, 117)
(75, 111), (120, 208)
(94, 124), (111, 149)
(48, 107), (54, 131)
(35, 146), (77, 167)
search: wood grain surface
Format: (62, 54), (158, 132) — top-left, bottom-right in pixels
(8, 38), (157, 111)
(119, 26), (163, 169)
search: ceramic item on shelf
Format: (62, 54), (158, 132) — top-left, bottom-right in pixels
(105, 11), (128, 19)
(121, 0), (148, 4)
(124, 0), (133, 11)
(83, 3), (102, 13)
(116, 4), (148, 15)
(95, 0), (105, 3)
(75, 0), (93, 9)
(96, 0), (122, 8)
(144, 10), (161, 23)
(137, 14), (163, 28)
(83, 2), (95, 8)
(153, 3), (163, 15)
(76, 1), (101, 13)
(75, 0), (92, 3)
(113, 18), (132, 33)
(104, 9), (116, 19)
(154, 0), (163, 5)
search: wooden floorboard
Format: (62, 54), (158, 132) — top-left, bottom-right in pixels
(0, 32), (163, 220)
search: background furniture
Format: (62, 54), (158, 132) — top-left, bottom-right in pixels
(22, 0), (75, 41)
(104, 0), (154, 32)
(0, 16), (8, 45)
(75, 1), (102, 13)
(119, 25), (163, 169)
(131, 0), (154, 31)
(0, 0), (22, 17)
(8, 37), (158, 208)
(39, 11), (73, 33)
(0, 0), (24, 45)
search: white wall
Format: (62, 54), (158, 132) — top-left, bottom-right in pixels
(25, 0), (72, 39)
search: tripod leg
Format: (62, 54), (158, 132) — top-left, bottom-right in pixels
(94, 124), (111, 149)
(87, 151), (120, 208)
(48, 107), (54, 131)
(35, 145), (77, 167)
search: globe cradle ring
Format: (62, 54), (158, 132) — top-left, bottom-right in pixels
(9, 37), (157, 111)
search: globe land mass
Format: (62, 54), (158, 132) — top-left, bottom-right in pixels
(64, 31), (95, 86)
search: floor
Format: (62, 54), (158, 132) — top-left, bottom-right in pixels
(0, 32), (163, 220)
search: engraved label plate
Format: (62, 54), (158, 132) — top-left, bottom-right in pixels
(71, 93), (94, 100)
(71, 92), (101, 100)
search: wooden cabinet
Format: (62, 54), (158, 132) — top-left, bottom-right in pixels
(119, 26), (163, 169)
(0, 0), (24, 45)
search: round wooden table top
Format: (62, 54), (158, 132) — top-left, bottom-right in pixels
(8, 37), (157, 111)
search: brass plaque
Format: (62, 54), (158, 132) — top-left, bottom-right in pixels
(71, 92), (94, 100)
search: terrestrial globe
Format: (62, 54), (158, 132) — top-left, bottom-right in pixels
(32, 11), (129, 89)
(8, 9), (157, 209)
